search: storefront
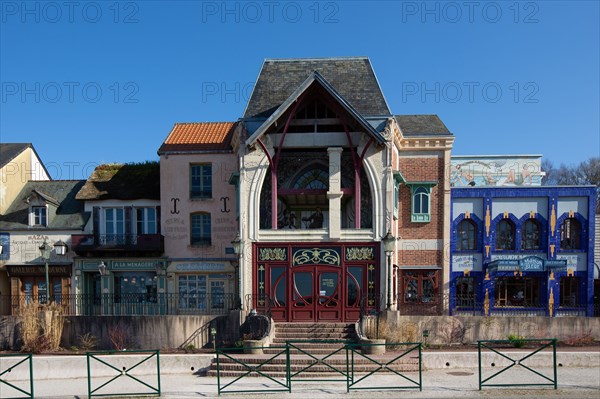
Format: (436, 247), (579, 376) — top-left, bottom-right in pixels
(252, 243), (379, 322)
(76, 258), (167, 315)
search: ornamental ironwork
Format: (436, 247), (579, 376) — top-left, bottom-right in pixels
(292, 248), (340, 266)
(346, 247), (374, 261)
(258, 247), (287, 261)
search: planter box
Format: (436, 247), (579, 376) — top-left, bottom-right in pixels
(361, 339), (386, 355)
(243, 340), (264, 354)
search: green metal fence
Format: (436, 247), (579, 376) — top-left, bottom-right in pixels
(216, 341), (423, 395)
(216, 345), (291, 395)
(0, 353), (34, 399)
(478, 339), (557, 390)
(346, 342), (422, 392)
(287, 339), (351, 385)
(86, 350), (161, 397)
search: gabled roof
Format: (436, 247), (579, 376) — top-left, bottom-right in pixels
(244, 57), (391, 119)
(76, 162), (160, 200)
(395, 115), (452, 136)
(0, 180), (88, 230)
(0, 143), (51, 178)
(246, 71), (387, 147)
(29, 190), (60, 207)
(158, 122), (236, 154)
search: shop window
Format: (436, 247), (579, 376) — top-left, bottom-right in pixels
(560, 218), (581, 250)
(455, 276), (476, 307)
(401, 270), (439, 303)
(114, 272), (158, 303)
(191, 212), (211, 246)
(457, 219), (477, 250)
(136, 207), (157, 234)
(496, 219), (515, 250)
(522, 219), (541, 250)
(559, 277), (579, 307)
(410, 186), (431, 223)
(32, 206), (47, 226)
(190, 164), (212, 199)
(494, 277), (540, 307)
(178, 275), (207, 310)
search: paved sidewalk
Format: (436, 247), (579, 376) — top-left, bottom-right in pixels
(7, 366), (599, 398)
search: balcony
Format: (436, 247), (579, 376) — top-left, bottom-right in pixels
(71, 234), (164, 254)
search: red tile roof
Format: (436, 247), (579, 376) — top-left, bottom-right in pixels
(158, 122), (236, 153)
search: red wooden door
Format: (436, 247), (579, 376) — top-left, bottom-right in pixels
(290, 266), (342, 322)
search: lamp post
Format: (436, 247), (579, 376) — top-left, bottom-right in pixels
(383, 230), (396, 310)
(39, 239), (68, 303)
(231, 233), (242, 308)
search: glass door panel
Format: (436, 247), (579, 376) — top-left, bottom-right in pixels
(318, 272), (339, 306)
(293, 272), (313, 307)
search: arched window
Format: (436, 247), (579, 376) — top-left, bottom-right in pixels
(413, 186), (429, 214)
(496, 219), (515, 250)
(522, 219), (541, 250)
(560, 218), (581, 250)
(292, 167), (328, 189)
(457, 219), (477, 251)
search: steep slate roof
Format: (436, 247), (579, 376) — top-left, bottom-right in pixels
(76, 162), (160, 200)
(244, 57), (391, 119)
(157, 122), (236, 154)
(0, 143), (30, 168)
(395, 115), (452, 136)
(0, 180), (88, 230)
(246, 71), (386, 146)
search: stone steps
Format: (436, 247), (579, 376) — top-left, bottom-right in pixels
(209, 321), (363, 377)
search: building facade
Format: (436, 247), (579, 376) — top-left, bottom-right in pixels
(0, 180), (87, 315)
(231, 58), (453, 321)
(158, 122), (240, 314)
(71, 163), (167, 315)
(450, 185), (597, 316)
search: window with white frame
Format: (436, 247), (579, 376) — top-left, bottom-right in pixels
(136, 207), (157, 234)
(104, 208), (125, 243)
(409, 184), (434, 223)
(32, 206), (47, 226)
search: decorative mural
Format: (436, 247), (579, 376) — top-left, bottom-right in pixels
(292, 248), (341, 266)
(451, 156), (542, 187)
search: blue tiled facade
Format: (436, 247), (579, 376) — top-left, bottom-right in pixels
(450, 186), (596, 317)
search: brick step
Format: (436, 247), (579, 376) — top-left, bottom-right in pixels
(264, 348), (348, 355)
(272, 335), (354, 341)
(275, 322), (352, 327)
(216, 355), (420, 366)
(212, 363), (417, 374)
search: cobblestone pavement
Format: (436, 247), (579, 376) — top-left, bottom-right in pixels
(12, 366), (599, 398)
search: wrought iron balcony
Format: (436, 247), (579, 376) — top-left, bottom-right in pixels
(71, 234), (164, 253)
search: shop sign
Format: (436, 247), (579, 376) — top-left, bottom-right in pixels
(112, 261), (159, 270)
(174, 262), (226, 271)
(452, 254), (483, 271)
(7, 265), (70, 277)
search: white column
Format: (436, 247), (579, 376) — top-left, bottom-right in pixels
(327, 147), (343, 240)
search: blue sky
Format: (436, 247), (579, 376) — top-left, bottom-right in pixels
(1, 0), (598, 179)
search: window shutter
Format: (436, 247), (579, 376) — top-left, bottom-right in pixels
(92, 207), (100, 245)
(156, 206), (161, 234)
(125, 206), (132, 236)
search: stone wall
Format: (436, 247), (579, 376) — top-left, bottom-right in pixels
(0, 312), (243, 351)
(379, 312), (600, 345)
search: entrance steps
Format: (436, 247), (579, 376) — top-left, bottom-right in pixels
(208, 322), (417, 378)
(266, 322), (356, 355)
(209, 354), (419, 378)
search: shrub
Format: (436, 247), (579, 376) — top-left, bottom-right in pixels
(18, 302), (65, 353)
(78, 332), (99, 351)
(107, 323), (130, 351)
(508, 334), (526, 348)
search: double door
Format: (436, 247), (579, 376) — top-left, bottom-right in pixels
(266, 264), (368, 322)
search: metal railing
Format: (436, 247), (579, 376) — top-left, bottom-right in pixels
(0, 293), (236, 316)
(478, 339), (557, 390)
(87, 350), (161, 397)
(0, 353), (34, 399)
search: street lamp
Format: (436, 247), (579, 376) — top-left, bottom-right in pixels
(39, 239), (68, 303)
(383, 230), (396, 310)
(231, 233), (242, 308)
(98, 261), (107, 276)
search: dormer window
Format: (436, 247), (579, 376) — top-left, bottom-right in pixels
(32, 206), (47, 226)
